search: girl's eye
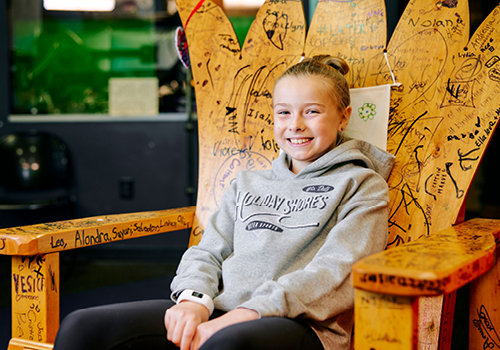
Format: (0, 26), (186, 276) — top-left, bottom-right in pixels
(306, 109), (319, 114)
(277, 110), (290, 115)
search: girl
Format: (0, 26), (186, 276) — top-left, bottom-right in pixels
(54, 56), (394, 350)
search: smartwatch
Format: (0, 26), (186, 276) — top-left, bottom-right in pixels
(176, 289), (214, 315)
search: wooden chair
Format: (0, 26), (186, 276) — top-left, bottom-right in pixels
(1, 0), (500, 349)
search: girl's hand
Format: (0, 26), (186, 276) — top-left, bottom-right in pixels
(164, 301), (210, 350)
(190, 308), (259, 350)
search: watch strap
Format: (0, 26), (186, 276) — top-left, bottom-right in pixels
(176, 289), (214, 315)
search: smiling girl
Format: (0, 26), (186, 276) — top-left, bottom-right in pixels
(53, 56), (395, 350)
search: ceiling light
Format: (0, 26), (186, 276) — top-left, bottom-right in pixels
(43, 0), (116, 12)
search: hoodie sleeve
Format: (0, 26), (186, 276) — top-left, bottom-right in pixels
(237, 171), (389, 321)
(170, 183), (237, 299)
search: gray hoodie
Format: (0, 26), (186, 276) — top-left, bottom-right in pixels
(171, 138), (395, 349)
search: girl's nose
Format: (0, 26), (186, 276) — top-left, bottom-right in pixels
(289, 116), (305, 132)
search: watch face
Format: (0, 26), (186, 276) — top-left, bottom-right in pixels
(192, 291), (204, 298)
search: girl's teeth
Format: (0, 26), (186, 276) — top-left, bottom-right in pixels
(290, 139), (310, 144)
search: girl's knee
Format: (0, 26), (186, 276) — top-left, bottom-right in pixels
(59, 309), (89, 335)
(198, 318), (323, 350)
(200, 329), (250, 350)
(55, 308), (108, 349)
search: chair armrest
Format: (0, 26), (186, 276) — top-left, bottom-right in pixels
(0, 206), (196, 256)
(352, 218), (500, 296)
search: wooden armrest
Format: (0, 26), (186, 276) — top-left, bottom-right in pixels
(352, 218), (500, 296)
(0, 206), (196, 256)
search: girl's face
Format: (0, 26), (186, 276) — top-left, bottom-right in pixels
(273, 75), (351, 174)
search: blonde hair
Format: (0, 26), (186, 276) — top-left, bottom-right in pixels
(274, 55), (351, 112)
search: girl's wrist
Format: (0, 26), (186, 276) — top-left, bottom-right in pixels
(234, 307), (260, 320)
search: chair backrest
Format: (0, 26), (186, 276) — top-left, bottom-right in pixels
(176, 0), (500, 249)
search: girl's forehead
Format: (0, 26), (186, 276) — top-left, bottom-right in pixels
(274, 75), (332, 98)
(275, 74), (331, 90)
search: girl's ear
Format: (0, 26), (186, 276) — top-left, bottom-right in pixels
(338, 106), (352, 132)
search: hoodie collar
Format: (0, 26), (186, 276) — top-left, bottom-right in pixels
(273, 138), (395, 180)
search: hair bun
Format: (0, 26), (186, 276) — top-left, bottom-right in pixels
(312, 55), (350, 76)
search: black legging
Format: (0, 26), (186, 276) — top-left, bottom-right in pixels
(53, 300), (324, 350)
